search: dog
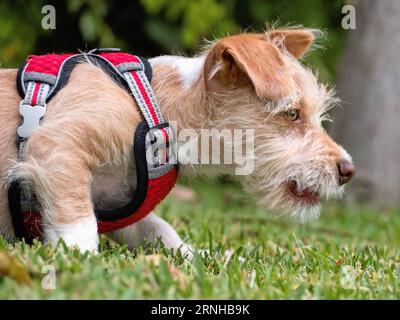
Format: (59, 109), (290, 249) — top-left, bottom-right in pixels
(0, 28), (355, 254)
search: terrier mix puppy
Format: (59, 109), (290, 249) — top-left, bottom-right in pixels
(0, 28), (355, 254)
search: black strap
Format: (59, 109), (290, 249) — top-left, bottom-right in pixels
(8, 181), (31, 243)
(95, 121), (149, 221)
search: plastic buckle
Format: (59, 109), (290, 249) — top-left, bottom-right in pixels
(89, 48), (121, 54)
(17, 102), (46, 138)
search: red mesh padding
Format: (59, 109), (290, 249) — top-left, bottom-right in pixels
(25, 52), (141, 77)
(25, 54), (73, 76)
(21, 167), (178, 238)
(98, 167), (179, 233)
(99, 52), (141, 66)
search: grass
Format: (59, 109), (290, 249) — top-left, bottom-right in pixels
(0, 178), (399, 299)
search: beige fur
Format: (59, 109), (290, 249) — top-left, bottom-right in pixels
(0, 28), (354, 251)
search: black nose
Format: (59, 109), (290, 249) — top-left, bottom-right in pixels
(337, 160), (355, 186)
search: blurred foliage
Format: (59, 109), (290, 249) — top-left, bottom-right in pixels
(0, 0), (346, 82)
(0, 1), (44, 68)
(139, 0), (238, 50)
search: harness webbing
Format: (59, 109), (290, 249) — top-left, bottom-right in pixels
(10, 49), (179, 242)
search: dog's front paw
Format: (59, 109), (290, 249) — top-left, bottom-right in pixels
(45, 216), (99, 254)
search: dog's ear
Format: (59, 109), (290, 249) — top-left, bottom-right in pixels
(266, 29), (315, 58)
(204, 34), (297, 100)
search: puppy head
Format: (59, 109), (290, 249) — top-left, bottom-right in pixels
(204, 28), (355, 221)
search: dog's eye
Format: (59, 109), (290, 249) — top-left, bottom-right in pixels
(284, 109), (300, 121)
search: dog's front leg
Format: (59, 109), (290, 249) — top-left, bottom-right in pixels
(109, 212), (194, 259)
(15, 150), (99, 253)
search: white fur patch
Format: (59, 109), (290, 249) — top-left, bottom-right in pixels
(150, 55), (206, 89)
(45, 215), (99, 253)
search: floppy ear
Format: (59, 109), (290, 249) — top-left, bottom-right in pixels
(204, 34), (297, 100)
(267, 29), (315, 58)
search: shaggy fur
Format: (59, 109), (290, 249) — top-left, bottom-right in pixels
(0, 28), (354, 252)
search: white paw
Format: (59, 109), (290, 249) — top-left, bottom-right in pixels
(45, 216), (99, 253)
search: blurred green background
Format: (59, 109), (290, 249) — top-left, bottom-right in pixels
(0, 0), (345, 82)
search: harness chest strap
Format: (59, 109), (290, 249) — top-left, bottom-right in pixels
(9, 49), (179, 242)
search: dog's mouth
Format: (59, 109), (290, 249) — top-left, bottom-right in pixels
(287, 180), (320, 205)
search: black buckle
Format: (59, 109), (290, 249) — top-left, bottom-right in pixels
(89, 48), (121, 54)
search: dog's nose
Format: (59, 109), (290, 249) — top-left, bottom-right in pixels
(337, 160), (355, 186)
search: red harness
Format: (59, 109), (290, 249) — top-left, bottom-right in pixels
(9, 48), (179, 242)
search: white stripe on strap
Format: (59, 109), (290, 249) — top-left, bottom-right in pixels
(123, 71), (156, 127)
(23, 82), (36, 104)
(136, 70), (164, 123)
(18, 81), (50, 138)
(122, 67), (165, 128)
(22, 81), (50, 107)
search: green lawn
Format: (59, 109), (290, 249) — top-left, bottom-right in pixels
(0, 179), (399, 299)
